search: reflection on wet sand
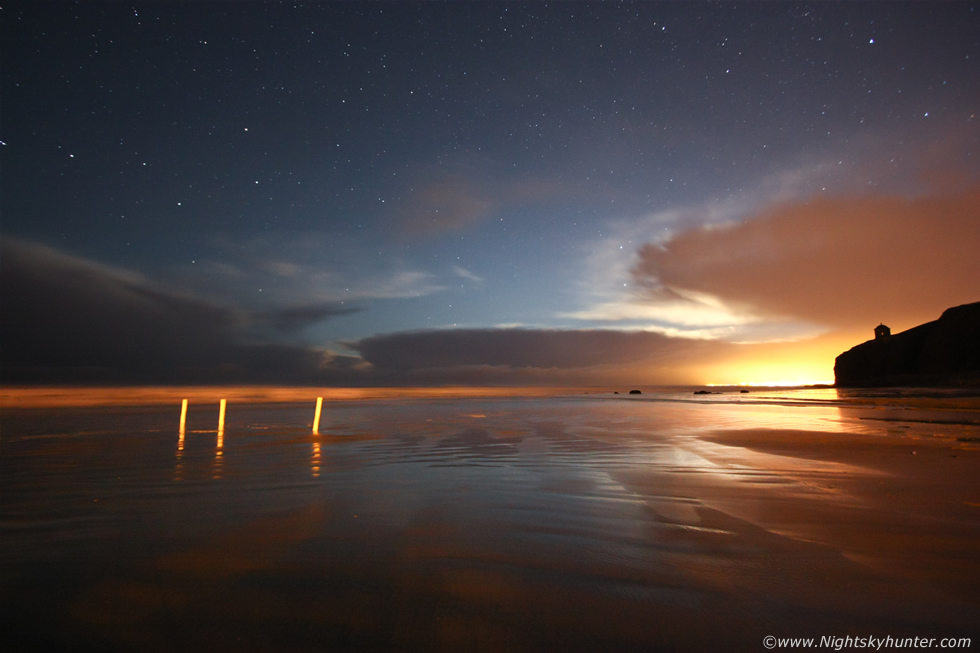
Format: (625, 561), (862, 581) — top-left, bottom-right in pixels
(213, 424), (224, 481)
(2, 391), (978, 651)
(175, 430), (185, 482)
(311, 440), (321, 478)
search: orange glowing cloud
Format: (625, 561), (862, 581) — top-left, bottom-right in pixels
(632, 183), (980, 333)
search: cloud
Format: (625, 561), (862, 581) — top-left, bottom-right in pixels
(340, 325), (853, 387)
(630, 183), (980, 332)
(1, 235), (872, 387)
(397, 178), (493, 237)
(261, 260), (301, 278)
(348, 328), (714, 371)
(339, 327), (784, 386)
(565, 203), (769, 335)
(252, 303), (361, 334)
(0, 238), (838, 386)
(394, 171), (567, 239)
(366, 270), (446, 299)
(175, 232), (447, 307)
(452, 265), (484, 284)
(559, 297), (755, 336)
(0, 238), (347, 384)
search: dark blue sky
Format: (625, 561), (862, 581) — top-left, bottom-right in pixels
(2, 2), (978, 385)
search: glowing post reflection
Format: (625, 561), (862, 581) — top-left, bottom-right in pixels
(175, 399), (187, 481)
(311, 441), (321, 478)
(313, 396), (323, 434)
(213, 399), (226, 479)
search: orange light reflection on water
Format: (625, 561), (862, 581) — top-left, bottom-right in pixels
(213, 402), (225, 480)
(175, 430), (185, 481)
(213, 441), (224, 480)
(311, 440), (321, 478)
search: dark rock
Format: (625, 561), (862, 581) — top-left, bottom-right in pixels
(740, 389), (749, 393)
(693, 390), (715, 395)
(834, 301), (980, 387)
(629, 389), (642, 394)
(613, 391), (619, 394)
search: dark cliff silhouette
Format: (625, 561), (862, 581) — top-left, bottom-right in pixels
(834, 302), (980, 387)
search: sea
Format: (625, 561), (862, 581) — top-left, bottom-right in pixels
(2, 386), (979, 652)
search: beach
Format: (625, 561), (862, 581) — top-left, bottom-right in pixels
(2, 387), (978, 651)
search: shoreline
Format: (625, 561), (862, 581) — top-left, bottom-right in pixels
(4, 383), (980, 411)
(0, 385), (606, 409)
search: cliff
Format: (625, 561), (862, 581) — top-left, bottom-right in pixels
(834, 301), (980, 387)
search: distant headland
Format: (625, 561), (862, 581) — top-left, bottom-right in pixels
(834, 301), (980, 387)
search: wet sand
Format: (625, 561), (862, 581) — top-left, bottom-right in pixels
(1, 389), (978, 651)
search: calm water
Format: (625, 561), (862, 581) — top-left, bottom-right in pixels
(2, 390), (979, 652)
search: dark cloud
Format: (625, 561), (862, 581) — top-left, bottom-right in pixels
(4, 238), (723, 386)
(631, 184), (980, 331)
(348, 328), (716, 371)
(0, 238), (344, 384)
(6, 237), (819, 386)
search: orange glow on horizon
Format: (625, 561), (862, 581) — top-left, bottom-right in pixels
(693, 333), (854, 388)
(0, 385), (612, 409)
(701, 361), (834, 388)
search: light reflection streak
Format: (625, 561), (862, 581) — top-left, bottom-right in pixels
(175, 432), (185, 481)
(676, 436), (877, 485)
(175, 399), (188, 481)
(214, 399), (226, 480)
(311, 440), (321, 478)
(213, 435), (224, 479)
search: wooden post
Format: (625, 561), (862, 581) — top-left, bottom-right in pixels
(218, 398), (226, 433)
(176, 399), (187, 480)
(179, 398), (188, 435)
(313, 396), (323, 435)
(217, 399), (227, 455)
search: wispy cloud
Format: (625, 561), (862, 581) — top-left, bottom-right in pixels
(365, 270), (446, 299)
(396, 178), (493, 237)
(452, 265), (484, 284)
(171, 232), (448, 307)
(393, 164), (572, 240)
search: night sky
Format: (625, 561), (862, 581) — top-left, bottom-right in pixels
(2, 2), (979, 386)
